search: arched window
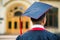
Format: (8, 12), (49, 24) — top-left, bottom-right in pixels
(26, 22), (29, 29)
(14, 22), (17, 29)
(8, 21), (12, 29)
(14, 11), (22, 16)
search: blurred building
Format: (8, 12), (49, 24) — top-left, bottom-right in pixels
(0, 0), (60, 40)
(0, 0), (60, 35)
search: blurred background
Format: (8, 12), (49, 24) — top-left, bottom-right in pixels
(0, 0), (60, 40)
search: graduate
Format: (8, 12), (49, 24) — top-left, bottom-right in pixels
(16, 2), (60, 40)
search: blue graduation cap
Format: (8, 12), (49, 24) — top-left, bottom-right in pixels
(23, 2), (52, 19)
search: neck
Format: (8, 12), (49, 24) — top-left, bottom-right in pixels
(31, 24), (45, 29)
(33, 23), (44, 26)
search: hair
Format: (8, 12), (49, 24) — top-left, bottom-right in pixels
(31, 13), (46, 24)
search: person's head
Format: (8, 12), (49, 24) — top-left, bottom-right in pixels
(31, 13), (46, 26)
(23, 2), (52, 26)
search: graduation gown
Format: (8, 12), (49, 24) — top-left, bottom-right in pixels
(16, 25), (60, 40)
(21, 30), (60, 40)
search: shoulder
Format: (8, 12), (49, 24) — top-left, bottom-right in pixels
(54, 34), (60, 40)
(16, 35), (22, 40)
(44, 30), (60, 40)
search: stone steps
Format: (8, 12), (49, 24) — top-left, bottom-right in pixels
(0, 35), (18, 40)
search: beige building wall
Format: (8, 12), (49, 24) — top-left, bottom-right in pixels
(5, 1), (31, 35)
(25, 0), (39, 4)
(0, 0), (60, 35)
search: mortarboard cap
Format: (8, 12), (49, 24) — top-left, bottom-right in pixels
(23, 2), (52, 19)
